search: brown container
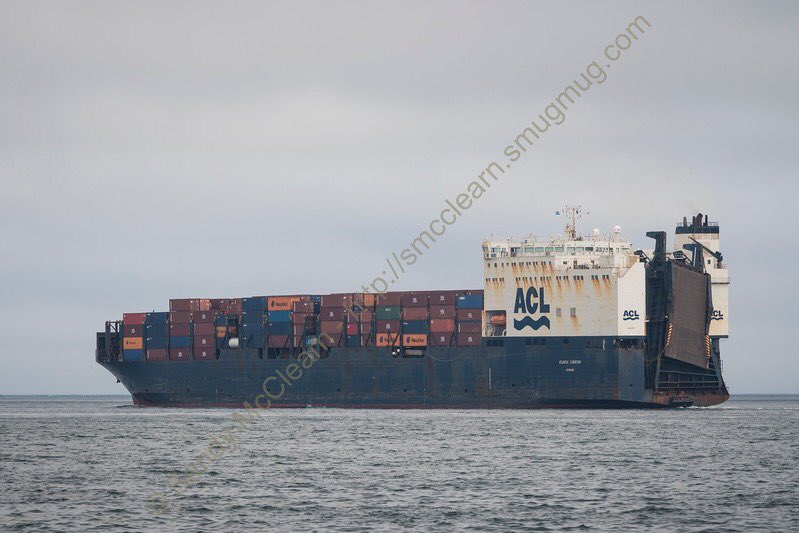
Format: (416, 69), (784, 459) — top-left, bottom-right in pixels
(268, 334), (291, 348)
(402, 333), (428, 347)
(375, 332), (400, 347)
(169, 299), (202, 312)
(210, 298), (228, 311)
(459, 321), (482, 333)
(401, 292), (428, 307)
(170, 323), (190, 336)
(320, 321), (344, 334)
(376, 319), (400, 332)
(123, 337), (143, 349)
(198, 299), (211, 311)
(193, 335), (215, 348)
(268, 296), (301, 311)
(360, 333), (373, 345)
(169, 311), (192, 324)
(292, 312), (311, 324)
(321, 293), (352, 308)
(194, 322), (215, 335)
(430, 318), (455, 332)
(293, 323), (309, 336)
(293, 301), (315, 313)
(319, 333), (342, 347)
(457, 333), (481, 346)
(122, 313), (147, 326)
(346, 322), (359, 335)
(430, 332), (454, 346)
(192, 310), (217, 323)
(355, 293), (376, 308)
(457, 309), (481, 321)
(375, 292), (402, 306)
(320, 307), (345, 321)
(360, 321), (373, 335)
(430, 305), (456, 318)
(402, 307), (428, 320)
(146, 348), (168, 361)
(429, 291), (457, 306)
(195, 346), (215, 360)
(124, 324), (144, 337)
(227, 299), (243, 316)
(169, 348), (192, 361)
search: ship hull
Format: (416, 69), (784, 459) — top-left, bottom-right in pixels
(100, 337), (728, 409)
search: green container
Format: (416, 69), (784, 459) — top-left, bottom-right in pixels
(376, 306), (402, 320)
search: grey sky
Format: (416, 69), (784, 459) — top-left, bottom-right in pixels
(1, 1), (797, 394)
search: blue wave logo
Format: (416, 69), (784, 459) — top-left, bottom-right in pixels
(711, 310), (724, 321)
(622, 310), (640, 321)
(513, 316), (551, 331)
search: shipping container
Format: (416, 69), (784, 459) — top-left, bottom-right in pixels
(430, 318), (455, 332)
(198, 299), (211, 311)
(194, 322), (215, 335)
(122, 349), (145, 362)
(321, 293), (352, 308)
(346, 334), (361, 347)
(195, 346), (215, 360)
(456, 293), (484, 309)
(401, 292), (428, 307)
(169, 323), (191, 336)
(170, 311), (192, 324)
(320, 321), (344, 334)
(360, 321), (373, 334)
(146, 348), (168, 361)
(226, 299), (243, 316)
(293, 323), (309, 337)
(320, 307), (345, 321)
(402, 333), (428, 347)
(210, 298), (229, 311)
(429, 291), (457, 306)
(292, 311), (310, 324)
(192, 310), (217, 323)
(346, 322), (359, 336)
(169, 299), (204, 312)
(402, 307), (428, 320)
(457, 333), (481, 346)
(124, 325), (143, 337)
(268, 310), (292, 322)
(458, 321), (482, 333)
(430, 305), (456, 318)
(375, 332), (400, 347)
(293, 301), (315, 313)
(146, 336), (168, 349)
(169, 348), (192, 361)
(241, 322), (265, 342)
(355, 293), (376, 309)
(193, 335), (215, 348)
(146, 312), (169, 323)
(145, 322), (169, 338)
(375, 306), (401, 320)
(375, 292), (402, 306)
(123, 337), (143, 350)
(268, 335), (290, 348)
(376, 319), (400, 332)
(123, 312), (147, 325)
(457, 309), (481, 322)
(267, 322), (291, 335)
(402, 320), (429, 334)
(169, 335), (191, 349)
(268, 296), (301, 311)
(216, 326), (228, 338)
(430, 332), (454, 346)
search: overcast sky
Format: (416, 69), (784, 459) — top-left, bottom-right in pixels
(1, 1), (797, 394)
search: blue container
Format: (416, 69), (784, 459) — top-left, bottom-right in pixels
(268, 322), (291, 335)
(268, 310), (292, 323)
(145, 312), (169, 324)
(169, 335), (191, 349)
(456, 294), (484, 309)
(309, 295), (322, 304)
(402, 320), (429, 334)
(146, 336), (168, 349)
(241, 322), (265, 348)
(242, 297), (266, 311)
(122, 349), (145, 362)
(146, 323), (169, 338)
(346, 334), (361, 347)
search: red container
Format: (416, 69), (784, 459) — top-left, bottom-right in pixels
(122, 312), (147, 325)
(169, 299), (200, 312)
(124, 324), (144, 337)
(195, 346), (215, 360)
(318, 333), (342, 347)
(430, 318), (455, 332)
(192, 310), (217, 323)
(170, 311), (192, 324)
(346, 322), (359, 335)
(210, 298), (228, 311)
(430, 332), (454, 346)
(170, 323), (190, 336)
(375, 292), (402, 306)
(193, 335), (215, 348)
(430, 305), (456, 318)
(321, 293), (353, 307)
(457, 309), (481, 321)
(359, 309), (374, 322)
(194, 322), (215, 335)
(320, 307), (345, 321)
(146, 348), (168, 361)
(320, 321), (343, 334)
(198, 299), (211, 311)
(402, 307), (428, 320)
(268, 335), (291, 348)
(429, 291), (457, 306)
(401, 292), (428, 307)
(376, 319), (400, 332)
(292, 312), (310, 324)
(459, 321), (482, 333)
(457, 333), (481, 346)
(227, 299), (243, 316)
(169, 348), (192, 361)
(293, 301), (315, 313)
(354, 293), (376, 309)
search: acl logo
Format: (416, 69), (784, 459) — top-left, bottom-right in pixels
(711, 310), (724, 320)
(513, 287), (551, 331)
(622, 310), (640, 321)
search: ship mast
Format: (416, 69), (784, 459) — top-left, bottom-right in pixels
(562, 205), (583, 240)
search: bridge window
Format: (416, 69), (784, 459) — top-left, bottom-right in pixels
(570, 307), (577, 318)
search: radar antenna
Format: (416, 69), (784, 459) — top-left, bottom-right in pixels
(562, 205), (584, 240)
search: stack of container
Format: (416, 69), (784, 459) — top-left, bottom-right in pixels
(193, 309), (218, 360)
(145, 312), (169, 361)
(169, 309), (192, 361)
(319, 294), (349, 347)
(375, 292), (402, 347)
(241, 297), (266, 349)
(430, 291), (456, 346)
(292, 300), (315, 347)
(122, 312), (146, 361)
(267, 296), (295, 348)
(456, 292), (484, 346)
(401, 292), (428, 347)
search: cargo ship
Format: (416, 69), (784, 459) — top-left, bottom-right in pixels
(96, 211), (730, 408)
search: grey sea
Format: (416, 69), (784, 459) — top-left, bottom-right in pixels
(0, 396), (796, 532)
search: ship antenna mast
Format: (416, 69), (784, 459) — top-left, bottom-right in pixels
(563, 205), (582, 240)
